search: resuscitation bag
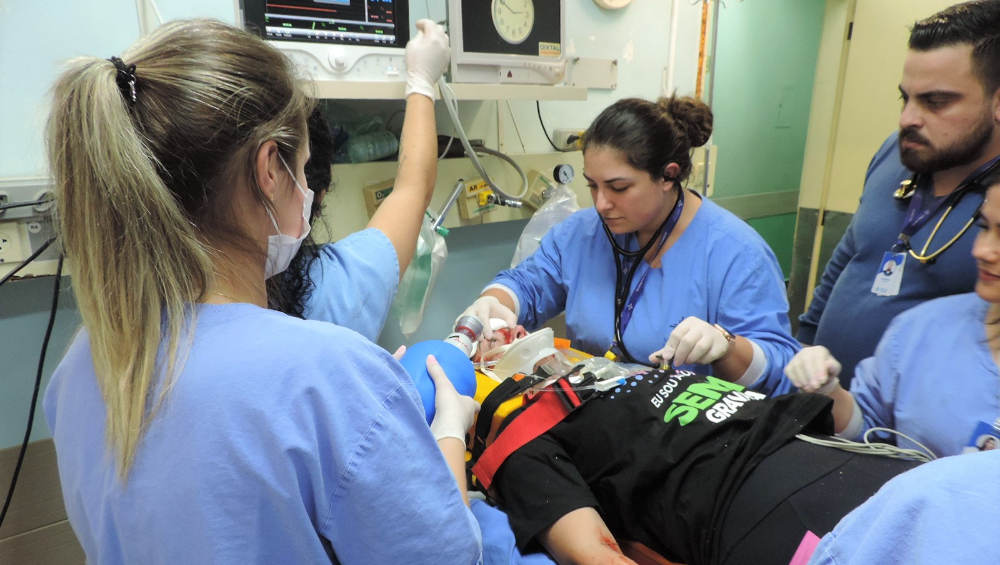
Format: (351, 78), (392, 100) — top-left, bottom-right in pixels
(391, 212), (448, 338)
(398, 340), (478, 424)
(510, 183), (579, 267)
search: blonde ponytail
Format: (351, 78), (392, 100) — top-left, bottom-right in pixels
(47, 19), (312, 478)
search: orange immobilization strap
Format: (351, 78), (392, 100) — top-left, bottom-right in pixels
(471, 379), (581, 491)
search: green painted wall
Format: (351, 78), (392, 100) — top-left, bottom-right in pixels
(712, 0), (826, 269)
(748, 212), (798, 278)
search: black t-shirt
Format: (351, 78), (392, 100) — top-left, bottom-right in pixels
(491, 368), (833, 565)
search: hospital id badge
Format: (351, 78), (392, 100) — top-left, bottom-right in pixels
(871, 252), (906, 297)
(962, 421), (1000, 454)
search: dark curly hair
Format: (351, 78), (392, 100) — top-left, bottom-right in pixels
(268, 107), (337, 318)
(582, 95), (713, 184)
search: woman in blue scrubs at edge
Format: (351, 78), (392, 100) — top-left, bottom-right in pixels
(787, 167), (1000, 459)
(462, 96), (798, 395)
(43, 19), (481, 564)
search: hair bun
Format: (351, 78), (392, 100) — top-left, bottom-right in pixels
(659, 96), (713, 148)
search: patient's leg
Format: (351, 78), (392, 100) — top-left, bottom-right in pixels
(538, 507), (639, 565)
(718, 437), (919, 565)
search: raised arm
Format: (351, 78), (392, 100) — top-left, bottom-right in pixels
(367, 20), (450, 278)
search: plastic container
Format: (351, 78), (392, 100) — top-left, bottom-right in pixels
(398, 340), (478, 424)
(390, 216), (437, 337)
(346, 131), (399, 163)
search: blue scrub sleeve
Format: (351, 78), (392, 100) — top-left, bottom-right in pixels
(471, 500), (557, 565)
(492, 222), (569, 330)
(316, 352), (483, 564)
(808, 451), (1000, 565)
(847, 320), (902, 442)
(304, 228), (400, 342)
(716, 251), (799, 396)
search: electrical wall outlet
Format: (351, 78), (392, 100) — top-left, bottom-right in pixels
(552, 129), (585, 151)
(0, 221), (27, 265)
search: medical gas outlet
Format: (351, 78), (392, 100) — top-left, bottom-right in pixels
(0, 222), (26, 264)
(458, 178), (497, 220)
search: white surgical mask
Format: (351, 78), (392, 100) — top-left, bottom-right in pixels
(264, 154), (315, 279)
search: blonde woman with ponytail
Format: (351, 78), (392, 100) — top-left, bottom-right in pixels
(461, 96), (799, 395)
(43, 19), (481, 565)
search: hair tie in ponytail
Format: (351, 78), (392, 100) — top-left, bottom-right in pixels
(108, 56), (138, 105)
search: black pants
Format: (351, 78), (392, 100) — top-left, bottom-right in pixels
(717, 437), (920, 565)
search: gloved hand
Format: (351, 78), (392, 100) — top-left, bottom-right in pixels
(460, 295), (517, 340)
(405, 19), (450, 100)
(649, 316), (732, 367)
(784, 345), (841, 394)
(427, 355), (480, 443)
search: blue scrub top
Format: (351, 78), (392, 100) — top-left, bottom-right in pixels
(492, 194), (798, 395)
(850, 292), (1000, 457)
(809, 450), (1000, 565)
(44, 304), (482, 565)
(303, 228), (399, 342)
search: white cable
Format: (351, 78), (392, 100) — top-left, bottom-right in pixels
(149, 0), (163, 24)
(135, 0), (164, 35)
(438, 77), (528, 205)
(438, 132), (455, 161)
(794, 429), (937, 463)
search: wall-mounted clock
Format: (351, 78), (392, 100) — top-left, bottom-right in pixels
(491, 0), (535, 45)
(450, 0), (566, 85)
(593, 0), (634, 8)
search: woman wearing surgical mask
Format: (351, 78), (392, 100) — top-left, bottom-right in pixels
(461, 97), (799, 395)
(271, 23), (449, 340)
(43, 19), (481, 565)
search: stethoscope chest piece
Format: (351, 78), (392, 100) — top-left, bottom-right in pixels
(894, 179), (916, 200)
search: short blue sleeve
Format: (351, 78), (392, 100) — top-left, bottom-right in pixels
(303, 228), (399, 341)
(712, 248), (799, 395)
(492, 211), (581, 329)
(470, 500), (557, 565)
(808, 451), (1000, 565)
(848, 326), (901, 443)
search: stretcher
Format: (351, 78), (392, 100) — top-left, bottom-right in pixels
(468, 343), (683, 565)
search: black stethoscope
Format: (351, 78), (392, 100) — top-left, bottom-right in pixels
(891, 158), (1000, 264)
(603, 186), (685, 365)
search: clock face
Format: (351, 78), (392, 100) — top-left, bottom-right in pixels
(491, 0), (535, 45)
(594, 0), (633, 8)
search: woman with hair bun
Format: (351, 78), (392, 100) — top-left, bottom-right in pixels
(460, 96), (798, 395)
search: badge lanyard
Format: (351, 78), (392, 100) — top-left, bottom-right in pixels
(603, 189), (685, 364)
(893, 157), (1000, 264)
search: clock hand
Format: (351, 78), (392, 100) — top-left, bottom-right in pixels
(499, 0), (523, 15)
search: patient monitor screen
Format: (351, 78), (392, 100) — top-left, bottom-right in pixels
(244, 0), (409, 48)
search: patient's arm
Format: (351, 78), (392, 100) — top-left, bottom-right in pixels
(538, 507), (639, 565)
